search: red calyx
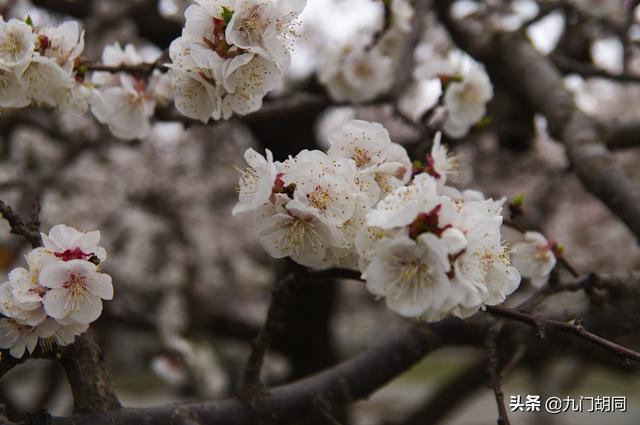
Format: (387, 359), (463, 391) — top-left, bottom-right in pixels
(54, 247), (91, 262)
(408, 204), (451, 239)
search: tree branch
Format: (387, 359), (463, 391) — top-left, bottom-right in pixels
(551, 53), (640, 83)
(486, 305), (640, 364)
(598, 119), (640, 150)
(485, 321), (511, 425)
(46, 322), (442, 425)
(60, 333), (121, 414)
(434, 1), (640, 242)
(0, 200), (42, 248)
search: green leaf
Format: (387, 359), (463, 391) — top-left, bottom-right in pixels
(25, 15), (33, 27)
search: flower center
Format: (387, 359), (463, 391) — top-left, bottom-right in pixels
(1, 32), (24, 59)
(63, 272), (89, 311)
(281, 218), (320, 255)
(239, 6), (267, 44)
(352, 147), (371, 168)
(306, 186), (331, 210)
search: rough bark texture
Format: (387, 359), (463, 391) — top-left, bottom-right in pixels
(434, 1), (640, 242)
(60, 334), (121, 414)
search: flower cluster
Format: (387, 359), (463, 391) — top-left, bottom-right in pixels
(168, 0), (306, 122)
(318, 0), (412, 103)
(233, 119), (412, 268)
(234, 120), (520, 321)
(0, 16), (85, 112)
(399, 48), (493, 138)
(0, 225), (113, 358)
(90, 43), (172, 140)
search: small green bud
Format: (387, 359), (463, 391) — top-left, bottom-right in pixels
(511, 193), (524, 207)
(475, 115), (493, 129)
(221, 6), (234, 24)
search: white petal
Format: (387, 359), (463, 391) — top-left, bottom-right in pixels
(43, 288), (70, 319)
(86, 273), (113, 300)
(69, 294), (102, 324)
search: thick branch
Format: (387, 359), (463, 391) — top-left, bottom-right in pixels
(598, 119), (640, 150)
(47, 323), (441, 425)
(60, 333), (121, 414)
(434, 2), (640, 242)
(397, 359), (491, 425)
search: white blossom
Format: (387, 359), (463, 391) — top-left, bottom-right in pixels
(226, 0), (306, 68)
(36, 20), (84, 73)
(0, 281), (47, 326)
(240, 120), (521, 321)
(18, 56), (71, 107)
(39, 259), (113, 324)
(319, 45), (393, 103)
(233, 148), (278, 215)
(53, 321), (89, 346)
(0, 67), (30, 108)
(167, 37), (224, 122)
(281, 149), (359, 226)
(511, 231), (556, 287)
(41, 224), (107, 262)
(443, 69), (492, 138)
(0, 18), (34, 69)
(9, 248), (53, 306)
(398, 78), (442, 123)
(0, 318), (58, 358)
(90, 43), (165, 140)
(364, 233), (453, 318)
(170, 0), (305, 120)
(220, 52), (281, 118)
(407, 50), (493, 138)
(255, 196), (347, 268)
(91, 74), (156, 140)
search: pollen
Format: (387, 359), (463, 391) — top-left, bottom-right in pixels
(306, 186), (332, 210)
(63, 272), (89, 312)
(352, 147), (371, 168)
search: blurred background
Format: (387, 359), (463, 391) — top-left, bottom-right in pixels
(1, 0), (640, 424)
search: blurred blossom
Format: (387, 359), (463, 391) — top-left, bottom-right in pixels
(591, 36), (624, 75)
(526, 10), (565, 55)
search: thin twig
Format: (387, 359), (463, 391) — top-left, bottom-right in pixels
(485, 320), (511, 425)
(0, 200), (42, 248)
(551, 53), (640, 83)
(80, 59), (167, 78)
(486, 305), (640, 364)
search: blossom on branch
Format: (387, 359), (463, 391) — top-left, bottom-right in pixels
(235, 122), (524, 322)
(400, 48), (493, 138)
(0, 224), (113, 358)
(91, 43), (172, 140)
(0, 16), (86, 111)
(168, 0), (307, 121)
